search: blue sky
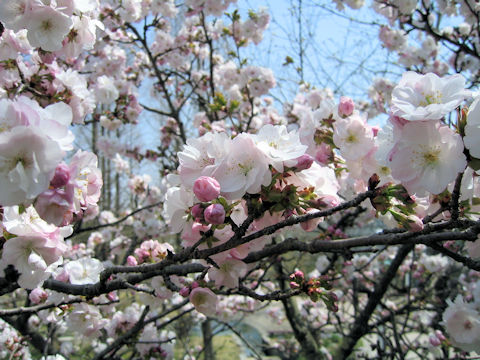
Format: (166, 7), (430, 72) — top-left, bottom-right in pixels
(236, 0), (394, 100)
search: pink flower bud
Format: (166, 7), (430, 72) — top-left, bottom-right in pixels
(55, 269), (69, 282)
(38, 50), (56, 64)
(293, 270), (304, 279)
(191, 281), (199, 289)
(315, 143), (332, 165)
(134, 248), (150, 263)
(435, 330), (446, 341)
(429, 335), (441, 347)
(193, 176), (221, 202)
(204, 204), (225, 225)
(295, 154), (314, 171)
(126, 256), (138, 266)
(50, 163), (71, 188)
(406, 215), (424, 232)
(29, 288), (48, 304)
(338, 96), (355, 117)
(300, 209), (322, 232)
(179, 287), (190, 297)
(290, 281), (300, 289)
(191, 204), (204, 220)
(107, 292), (118, 302)
(329, 292), (338, 302)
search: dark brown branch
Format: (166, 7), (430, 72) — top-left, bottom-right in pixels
(0, 298), (83, 316)
(334, 244), (415, 359)
(244, 227), (478, 264)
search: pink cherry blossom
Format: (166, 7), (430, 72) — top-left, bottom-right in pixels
(0, 126), (63, 206)
(252, 124), (307, 172)
(34, 188), (73, 226)
(211, 133), (271, 200)
(333, 113), (375, 161)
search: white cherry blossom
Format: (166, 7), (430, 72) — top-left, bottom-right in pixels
(26, 6), (73, 52)
(391, 71), (469, 121)
(252, 124), (307, 172)
(388, 121), (466, 195)
(64, 257), (104, 285)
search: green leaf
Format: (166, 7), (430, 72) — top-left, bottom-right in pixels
(283, 56), (294, 66)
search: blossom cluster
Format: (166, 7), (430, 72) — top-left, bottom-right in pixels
(0, 0), (99, 55)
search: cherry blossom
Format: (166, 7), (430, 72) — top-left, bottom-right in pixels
(26, 5), (73, 52)
(0, 127), (63, 206)
(208, 257), (248, 289)
(388, 121), (466, 195)
(211, 133), (271, 199)
(189, 287), (218, 317)
(442, 296), (480, 352)
(333, 113), (375, 161)
(64, 257), (104, 285)
(252, 124), (307, 172)
(0, 231), (67, 289)
(464, 96), (480, 158)
(0, 0), (32, 32)
(391, 72), (469, 121)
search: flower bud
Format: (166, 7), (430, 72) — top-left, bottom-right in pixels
(55, 269), (69, 282)
(191, 204), (204, 220)
(293, 270), (304, 279)
(29, 288), (48, 304)
(50, 163), (71, 188)
(300, 209), (322, 232)
(429, 335), (441, 347)
(126, 256), (138, 266)
(290, 281), (300, 289)
(406, 214), (424, 232)
(338, 96), (355, 117)
(179, 287), (190, 297)
(204, 204), (226, 225)
(193, 176), (221, 202)
(435, 330), (446, 341)
(294, 154), (314, 171)
(107, 292), (118, 302)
